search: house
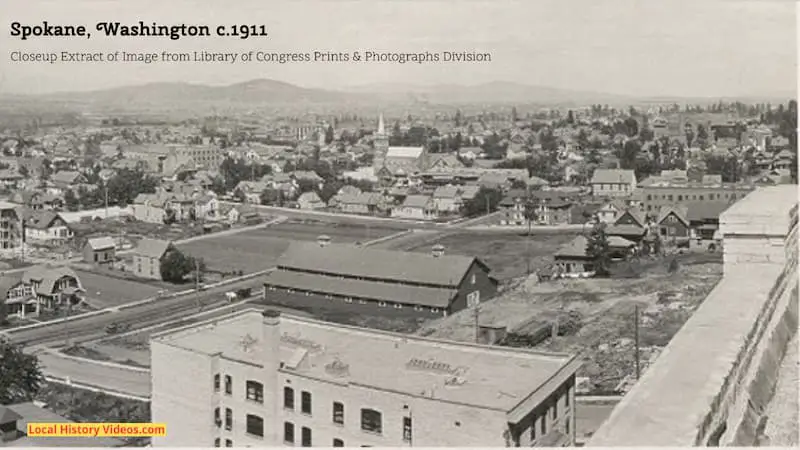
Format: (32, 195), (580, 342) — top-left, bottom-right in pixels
(131, 238), (174, 280)
(336, 192), (383, 215)
(428, 153), (465, 171)
(23, 210), (73, 243)
(263, 241), (498, 317)
(528, 190), (575, 225)
(552, 235), (637, 278)
(0, 265), (84, 318)
(0, 202), (23, 251)
(0, 403), (124, 447)
(594, 199), (628, 224)
(219, 204), (240, 224)
(656, 205), (690, 244)
(234, 181), (269, 204)
(0, 170), (23, 189)
(193, 194), (219, 221)
(82, 236), (116, 265)
(50, 170), (87, 191)
(391, 195), (435, 220)
(130, 193), (168, 224)
(685, 201), (731, 241)
(431, 185), (465, 216)
(590, 169), (637, 198)
(614, 207), (648, 228)
(296, 191), (325, 210)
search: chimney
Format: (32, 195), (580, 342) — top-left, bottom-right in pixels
(261, 309), (281, 443)
(317, 235), (331, 248)
(432, 244), (445, 258)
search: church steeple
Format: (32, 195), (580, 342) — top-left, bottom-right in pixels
(377, 113), (385, 135)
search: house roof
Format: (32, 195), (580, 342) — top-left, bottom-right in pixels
(50, 170), (82, 184)
(0, 406), (22, 424)
(685, 201), (731, 222)
(265, 269), (457, 308)
(656, 205), (689, 226)
(25, 210), (62, 230)
(615, 207), (647, 227)
(275, 241), (486, 288)
(133, 238), (172, 259)
(85, 237), (116, 251)
(21, 265), (80, 295)
(401, 195), (432, 209)
(432, 185), (461, 199)
(591, 169), (636, 185)
(606, 224), (647, 237)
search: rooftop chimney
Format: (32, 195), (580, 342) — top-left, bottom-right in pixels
(261, 309), (281, 443)
(317, 235), (331, 248)
(432, 244), (445, 258)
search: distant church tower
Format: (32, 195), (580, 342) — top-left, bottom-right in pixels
(373, 113), (389, 172)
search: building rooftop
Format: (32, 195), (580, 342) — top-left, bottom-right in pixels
(153, 309), (576, 412)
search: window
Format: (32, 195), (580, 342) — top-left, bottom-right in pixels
(225, 440), (233, 448)
(94, 253), (98, 262)
(470, 274), (476, 284)
(224, 375), (232, 395)
(214, 438), (220, 447)
(361, 409), (382, 434)
(403, 416), (412, 442)
(214, 374), (220, 392)
(531, 419), (536, 441)
(699, 195), (704, 201)
(646, 195), (652, 201)
(678, 195), (683, 201)
(246, 381), (264, 403)
(333, 402), (344, 424)
(565, 420), (570, 436)
(565, 392), (570, 408)
(214, 407), (221, 427)
(284, 422), (295, 444)
(541, 417), (546, 435)
(668, 195), (673, 201)
(225, 408), (232, 431)
(246, 414), (264, 438)
(553, 402), (558, 420)
(431, 308), (439, 313)
(284, 387), (295, 409)
(333, 438), (344, 447)
(301, 391), (312, 415)
(301, 427), (312, 447)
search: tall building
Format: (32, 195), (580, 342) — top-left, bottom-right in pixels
(0, 202), (23, 251)
(151, 309), (580, 447)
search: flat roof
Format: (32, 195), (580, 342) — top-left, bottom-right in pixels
(720, 185), (799, 237)
(153, 309), (575, 412)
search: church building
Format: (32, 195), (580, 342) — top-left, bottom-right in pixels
(372, 114), (429, 181)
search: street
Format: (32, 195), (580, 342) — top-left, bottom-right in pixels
(37, 351), (151, 399)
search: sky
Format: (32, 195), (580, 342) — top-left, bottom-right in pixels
(0, 0), (797, 98)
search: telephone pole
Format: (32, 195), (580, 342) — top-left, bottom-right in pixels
(195, 258), (202, 310)
(474, 304), (480, 344)
(634, 304), (641, 380)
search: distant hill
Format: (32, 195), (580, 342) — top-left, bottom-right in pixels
(345, 81), (632, 105)
(5, 79), (364, 107)
(3, 79), (793, 109)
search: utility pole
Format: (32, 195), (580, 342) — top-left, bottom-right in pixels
(104, 183), (109, 219)
(195, 258), (202, 310)
(485, 193), (490, 217)
(634, 304), (641, 380)
(474, 304), (480, 344)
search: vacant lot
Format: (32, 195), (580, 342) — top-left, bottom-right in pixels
(177, 220), (403, 274)
(405, 232), (578, 281)
(74, 269), (172, 309)
(421, 252), (724, 394)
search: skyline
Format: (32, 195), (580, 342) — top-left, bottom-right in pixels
(0, 0), (797, 98)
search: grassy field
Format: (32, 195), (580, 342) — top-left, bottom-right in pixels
(421, 252), (724, 394)
(74, 269), (169, 309)
(404, 232), (578, 281)
(177, 220), (403, 273)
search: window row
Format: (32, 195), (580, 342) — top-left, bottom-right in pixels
(282, 422), (346, 447)
(282, 388), (410, 439)
(213, 438), (233, 447)
(214, 408), (266, 438)
(213, 374), (264, 403)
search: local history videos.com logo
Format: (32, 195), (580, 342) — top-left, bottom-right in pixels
(27, 423), (167, 437)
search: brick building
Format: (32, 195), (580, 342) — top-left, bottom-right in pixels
(150, 309), (581, 447)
